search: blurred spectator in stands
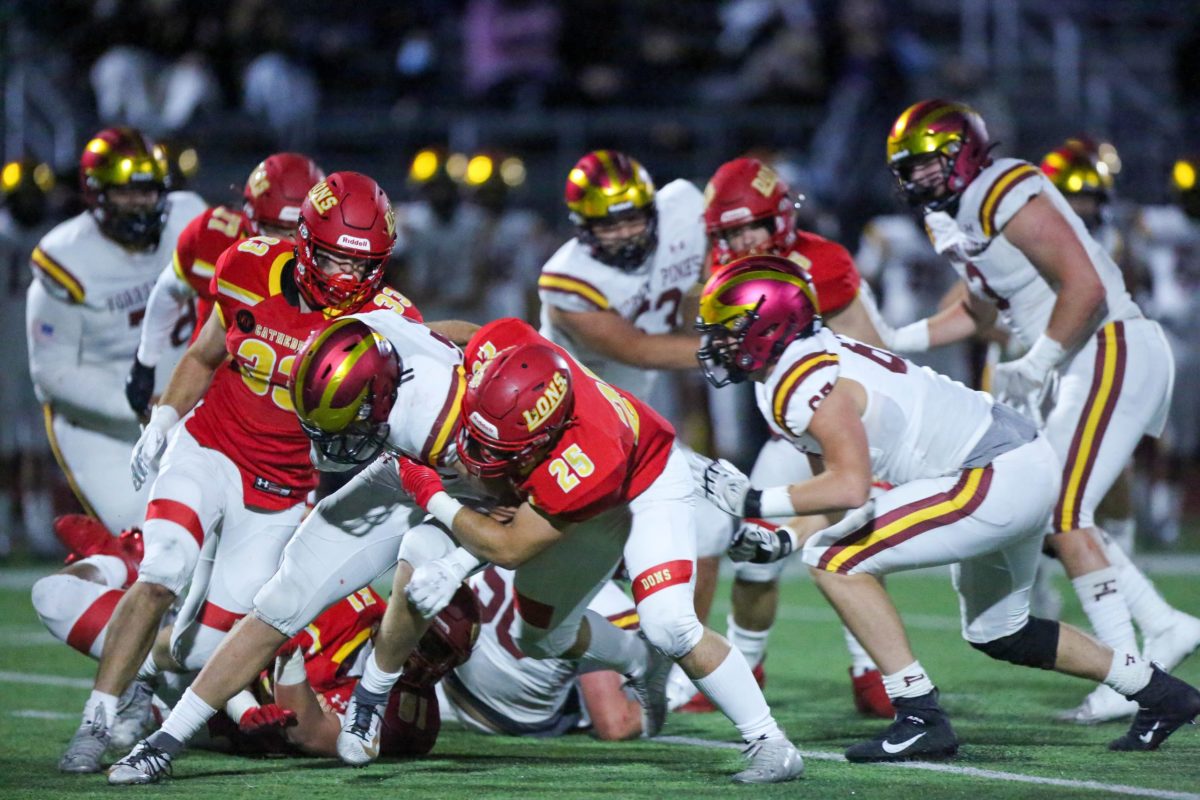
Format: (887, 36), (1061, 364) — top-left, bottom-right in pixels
(392, 148), (555, 324)
(88, 0), (223, 137)
(463, 0), (562, 109)
(0, 160), (62, 558)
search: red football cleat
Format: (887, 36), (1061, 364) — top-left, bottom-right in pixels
(55, 514), (144, 587)
(851, 667), (894, 718)
(678, 661), (766, 714)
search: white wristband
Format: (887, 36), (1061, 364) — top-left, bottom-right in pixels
(1025, 334), (1065, 372)
(224, 690), (257, 721)
(891, 320), (931, 353)
(447, 546), (484, 577)
(274, 648), (308, 686)
(427, 491), (465, 530)
(149, 403), (180, 431)
(757, 485), (796, 519)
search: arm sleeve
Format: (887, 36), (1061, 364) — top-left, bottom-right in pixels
(26, 280), (138, 425)
(136, 263), (195, 367)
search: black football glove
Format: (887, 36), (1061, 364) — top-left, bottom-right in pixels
(125, 358), (155, 418)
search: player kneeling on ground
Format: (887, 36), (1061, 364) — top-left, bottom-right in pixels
(689, 255), (1200, 761)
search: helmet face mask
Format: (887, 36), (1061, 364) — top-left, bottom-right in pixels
(704, 158), (800, 266)
(887, 100), (992, 212)
(290, 318), (410, 465)
(456, 344), (575, 481)
(80, 127), (170, 249)
(696, 255), (822, 388)
(294, 173), (395, 313)
(565, 150), (658, 272)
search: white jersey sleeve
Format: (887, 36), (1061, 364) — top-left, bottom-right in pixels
(26, 278), (137, 426)
(136, 263), (194, 367)
(755, 331), (842, 442)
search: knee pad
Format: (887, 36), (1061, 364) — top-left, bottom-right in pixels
(969, 616), (1059, 669)
(512, 615), (579, 660)
(638, 610), (704, 660)
(171, 622), (225, 672)
(31, 574), (94, 630)
(137, 526), (198, 596)
(733, 558), (786, 584)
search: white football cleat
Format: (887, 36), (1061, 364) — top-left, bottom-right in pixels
(59, 706), (110, 773)
(337, 689), (385, 766)
(110, 681), (156, 751)
(626, 643), (672, 738)
(1144, 611), (1200, 672)
(733, 735), (804, 784)
(1057, 683), (1137, 724)
(107, 739), (173, 785)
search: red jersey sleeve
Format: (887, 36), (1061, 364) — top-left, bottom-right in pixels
(788, 232), (862, 316)
(175, 206), (254, 301)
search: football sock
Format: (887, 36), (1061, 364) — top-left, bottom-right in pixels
(1098, 533), (1176, 639)
(136, 652), (159, 683)
(159, 687), (217, 745)
(843, 625), (878, 675)
(1098, 517), (1135, 556)
(726, 613), (770, 670)
(1105, 651), (1153, 696)
(581, 610), (648, 676)
(1072, 567), (1138, 655)
(83, 690), (119, 728)
(145, 729), (184, 757)
(358, 649), (403, 696)
(692, 647), (782, 741)
(883, 661), (935, 699)
(31, 573), (123, 658)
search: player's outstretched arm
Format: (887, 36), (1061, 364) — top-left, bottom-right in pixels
(426, 319), (481, 347)
(271, 650), (341, 757)
(548, 306), (700, 370)
(156, 310), (229, 418)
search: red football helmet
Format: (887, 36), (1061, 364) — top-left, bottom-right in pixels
(696, 254), (821, 387)
(704, 157), (802, 266)
(565, 150), (658, 271)
(243, 153), (325, 239)
(79, 126), (170, 249)
(457, 343), (575, 479)
(400, 584), (482, 687)
(886, 99), (993, 211)
(290, 317), (411, 465)
(295, 171), (396, 312)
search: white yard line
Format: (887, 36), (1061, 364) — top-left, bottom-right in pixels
(10, 709), (76, 719)
(658, 735), (1200, 800)
(0, 670), (91, 689)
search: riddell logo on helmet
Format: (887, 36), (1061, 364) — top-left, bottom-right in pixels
(337, 234), (371, 251)
(719, 207), (752, 224)
(307, 181), (339, 214)
(468, 411), (499, 439)
(522, 371), (569, 432)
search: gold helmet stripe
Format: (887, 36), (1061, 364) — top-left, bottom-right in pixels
(594, 150), (621, 190)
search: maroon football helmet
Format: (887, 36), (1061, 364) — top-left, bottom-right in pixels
(295, 171), (396, 312)
(886, 99), (994, 211)
(704, 157), (802, 266)
(243, 153), (325, 239)
(456, 343), (575, 480)
(696, 254), (822, 387)
(400, 584), (482, 687)
(79, 126), (170, 249)
(289, 317), (411, 465)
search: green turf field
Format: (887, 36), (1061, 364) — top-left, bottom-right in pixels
(1, 567), (1197, 799)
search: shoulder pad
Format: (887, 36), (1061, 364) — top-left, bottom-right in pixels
(212, 236), (295, 307)
(766, 338), (841, 437)
(30, 246), (85, 304)
(968, 159), (1043, 239)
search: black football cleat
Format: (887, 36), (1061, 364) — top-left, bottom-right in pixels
(845, 690), (959, 763)
(1109, 666), (1200, 752)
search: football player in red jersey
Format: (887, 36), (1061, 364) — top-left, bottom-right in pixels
(59, 172), (422, 775)
(125, 153), (325, 418)
(394, 317), (804, 784)
(694, 157), (894, 718)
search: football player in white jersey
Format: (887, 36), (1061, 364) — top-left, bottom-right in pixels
(879, 100), (1199, 720)
(690, 256), (1200, 760)
(27, 127), (206, 533)
(436, 564), (644, 740)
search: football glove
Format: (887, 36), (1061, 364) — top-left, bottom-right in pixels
(991, 334), (1063, 425)
(238, 704), (297, 735)
(130, 405), (179, 490)
(728, 518), (796, 564)
(405, 548), (481, 619)
(688, 451), (755, 517)
(125, 358), (155, 419)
